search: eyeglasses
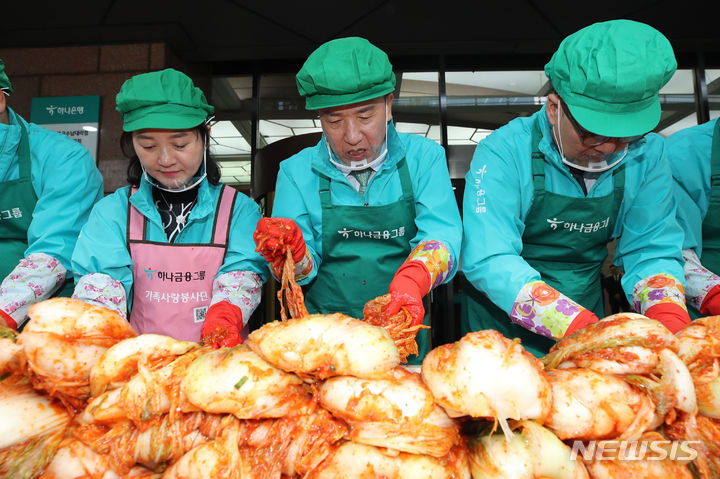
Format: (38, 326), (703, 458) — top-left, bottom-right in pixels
(560, 99), (645, 147)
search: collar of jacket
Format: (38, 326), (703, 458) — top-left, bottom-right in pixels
(0, 107), (22, 161)
(0, 108), (26, 183)
(129, 175), (216, 229)
(310, 120), (407, 180)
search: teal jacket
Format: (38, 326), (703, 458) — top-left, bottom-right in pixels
(71, 176), (268, 309)
(0, 107), (103, 271)
(272, 122), (462, 285)
(665, 118), (718, 253)
(461, 106), (685, 312)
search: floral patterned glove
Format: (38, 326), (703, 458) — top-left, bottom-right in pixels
(510, 281), (596, 339)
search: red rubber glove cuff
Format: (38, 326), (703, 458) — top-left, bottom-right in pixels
(0, 310), (18, 330)
(700, 284), (720, 316)
(385, 261), (432, 326)
(201, 301), (243, 348)
(645, 303), (691, 333)
(563, 309), (599, 337)
(254, 218), (306, 264)
(389, 261), (432, 301)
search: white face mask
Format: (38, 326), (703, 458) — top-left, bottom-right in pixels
(554, 105), (628, 173)
(325, 100), (389, 171)
(143, 131), (208, 193)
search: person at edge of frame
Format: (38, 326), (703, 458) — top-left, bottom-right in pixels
(460, 19), (690, 358)
(665, 116), (720, 318)
(0, 58), (103, 331)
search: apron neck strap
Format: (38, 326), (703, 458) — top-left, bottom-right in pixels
(16, 118), (31, 179)
(127, 185), (235, 246)
(210, 185), (236, 245)
(127, 187), (146, 241)
(396, 158), (413, 200)
(531, 118), (547, 193)
(318, 174), (332, 208)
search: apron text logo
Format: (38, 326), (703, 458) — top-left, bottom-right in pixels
(473, 164), (488, 214)
(546, 217), (610, 233)
(144, 269), (207, 282)
(337, 227), (405, 240)
(144, 290), (209, 304)
(0, 208), (23, 220)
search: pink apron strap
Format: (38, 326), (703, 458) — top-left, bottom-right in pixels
(127, 187), (145, 241)
(211, 185), (237, 245)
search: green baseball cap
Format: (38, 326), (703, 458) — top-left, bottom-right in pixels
(0, 59), (12, 94)
(545, 19), (677, 137)
(116, 68), (214, 132)
(296, 37), (396, 110)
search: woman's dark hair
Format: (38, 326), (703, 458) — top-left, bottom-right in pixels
(123, 123), (221, 186)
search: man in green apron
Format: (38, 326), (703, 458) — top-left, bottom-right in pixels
(254, 37), (462, 364)
(666, 118), (720, 318)
(0, 59), (103, 329)
(461, 20), (691, 358)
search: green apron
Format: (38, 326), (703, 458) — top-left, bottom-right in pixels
(304, 158), (430, 364)
(461, 119), (625, 357)
(0, 119), (73, 298)
(690, 119), (720, 318)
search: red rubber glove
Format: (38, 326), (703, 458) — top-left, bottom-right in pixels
(0, 310), (17, 330)
(563, 309), (599, 337)
(200, 301), (243, 348)
(384, 261), (431, 327)
(645, 303), (691, 333)
(700, 284), (720, 316)
(254, 218), (306, 269)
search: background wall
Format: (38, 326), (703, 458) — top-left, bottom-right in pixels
(0, 43), (206, 193)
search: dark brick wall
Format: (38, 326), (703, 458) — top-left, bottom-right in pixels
(0, 43), (208, 194)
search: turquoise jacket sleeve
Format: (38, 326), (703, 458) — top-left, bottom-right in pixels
(272, 125), (462, 287)
(613, 134), (686, 300)
(272, 161), (324, 284)
(461, 108), (685, 312)
(71, 188), (135, 304)
(461, 116), (540, 313)
(403, 134), (463, 278)
(24, 114), (104, 272)
(665, 119), (716, 253)
(218, 192), (270, 282)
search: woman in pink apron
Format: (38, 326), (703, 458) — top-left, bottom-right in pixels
(71, 69), (267, 346)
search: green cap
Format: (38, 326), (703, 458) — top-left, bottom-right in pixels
(296, 37), (396, 110)
(116, 68), (214, 132)
(0, 59), (12, 94)
(545, 19), (677, 137)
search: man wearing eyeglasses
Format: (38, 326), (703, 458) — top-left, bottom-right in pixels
(461, 19), (690, 357)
